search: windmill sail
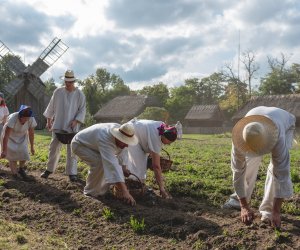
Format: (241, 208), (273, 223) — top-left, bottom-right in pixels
(27, 37), (69, 77)
(0, 40), (26, 75)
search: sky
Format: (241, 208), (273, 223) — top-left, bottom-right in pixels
(1, 0), (300, 90)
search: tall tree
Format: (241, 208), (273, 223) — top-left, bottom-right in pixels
(138, 82), (169, 107)
(259, 53), (295, 95)
(221, 62), (248, 110)
(80, 68), (130, 115)
(185, 73), (224, 104)
(241, 50), (260, 97)
(166, 85), (195, 123)
(0, 55), (16, 89)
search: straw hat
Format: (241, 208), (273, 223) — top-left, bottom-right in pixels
(60, 70), (77, 82)
(110, 123), (138, 146)
(232, 115), (279, 156)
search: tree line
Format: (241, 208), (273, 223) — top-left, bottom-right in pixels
(1, 52), (300, 124)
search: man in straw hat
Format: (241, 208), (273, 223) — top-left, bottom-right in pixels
(71, 122), (138, 206)
(41, 70), (86, 182)
(223, 106), (295, 228)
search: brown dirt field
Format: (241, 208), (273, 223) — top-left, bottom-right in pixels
(0, 168), (300, 250)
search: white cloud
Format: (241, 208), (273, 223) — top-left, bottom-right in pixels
(1, 0), (300, 90)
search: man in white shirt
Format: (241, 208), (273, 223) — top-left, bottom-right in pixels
(71, 123), (138, 206)
(41, 70), (86, 182)
(223, 106), (295, 228)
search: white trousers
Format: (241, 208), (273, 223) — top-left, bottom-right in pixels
(46, 132), (77, 175)
(71, 142), (109, 196)
(127, 144), (148, 181)
(230, 156), (280, 217)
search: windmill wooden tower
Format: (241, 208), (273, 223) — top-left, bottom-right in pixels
(0, 37), (68, 129)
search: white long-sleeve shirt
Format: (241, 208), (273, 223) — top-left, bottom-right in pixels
(73, 123), (127, 183)
(43, 87), (86, 133)
(232, 106), (295, 199)
(129, 119), (163, 154)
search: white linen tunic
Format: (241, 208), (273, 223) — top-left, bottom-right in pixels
(127, 119), (163, 180)
(43, 86), (86, 175)
(71, 123), (128, 196)
(2, 112), (37, 161)
(231, 106), (295, 217)
(43, 87), (86, 133)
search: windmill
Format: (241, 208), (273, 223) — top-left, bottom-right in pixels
(0, 37), (68, 129)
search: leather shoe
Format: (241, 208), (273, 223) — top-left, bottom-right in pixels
(69, 175), (78, 182)
(41, 170), (52, 179)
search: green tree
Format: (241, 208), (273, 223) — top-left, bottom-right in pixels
(166, 85), (195, 123)
(0, 55), (16, 89)
(80, 68), (130, 115)
(185, 73), (224, 104)
(219, 80), (247, 118)
(138, 107), (169, 122)
(259, 53), (295, 95)
(137, 82), (169, 107)
(44, 77), (57, 96)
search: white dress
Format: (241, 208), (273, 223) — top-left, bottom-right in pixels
(2, 112), (37, 161)
(175, 122), (183, 139)
(0, 106), (9, 135)
(127, 119), (163, 180)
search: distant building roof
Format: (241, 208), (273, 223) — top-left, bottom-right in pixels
(232, 94), (300, 122)
(184, 104), (224, 121)
(93, 95), (159, 121)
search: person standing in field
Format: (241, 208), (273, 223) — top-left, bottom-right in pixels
(175, 121), (183, 140)
(223, 106), (295, 228)
(71, 123), (138, 206)
(127, 119), (177, 199)
(41, 70), (86, 182)
(0, 105), (36, 179)
(0, 92), (9, 136)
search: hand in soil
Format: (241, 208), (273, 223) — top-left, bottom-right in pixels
(271, 211), (281, 229)
(240, 207), (254, 225)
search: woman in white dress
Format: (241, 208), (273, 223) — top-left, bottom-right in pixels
(0, 105), (37, 179)
(127, 119), (177, 199)
(0, 92), (9, 136)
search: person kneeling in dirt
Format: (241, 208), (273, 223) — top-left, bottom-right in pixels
(0, 105), (36, 180)
(127, 119), (177, 199)
(71, 123), (138, 206)
(223, 106), (295, 228)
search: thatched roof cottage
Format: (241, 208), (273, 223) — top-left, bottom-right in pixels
(93, 95), (159, 123)
(184, 104), (225, 127)
(232, 94), (300, 126)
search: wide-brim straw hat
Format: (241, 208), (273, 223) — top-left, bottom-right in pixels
(60, 69), (77, 82)
(110, 123), (138, 146)
(232, 115), (279, 156)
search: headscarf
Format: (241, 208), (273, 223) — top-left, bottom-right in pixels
(157, 123), (177, 142)
(18, 105), (33, 118)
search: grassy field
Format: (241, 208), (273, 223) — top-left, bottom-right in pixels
(0, 131), (300, 249)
